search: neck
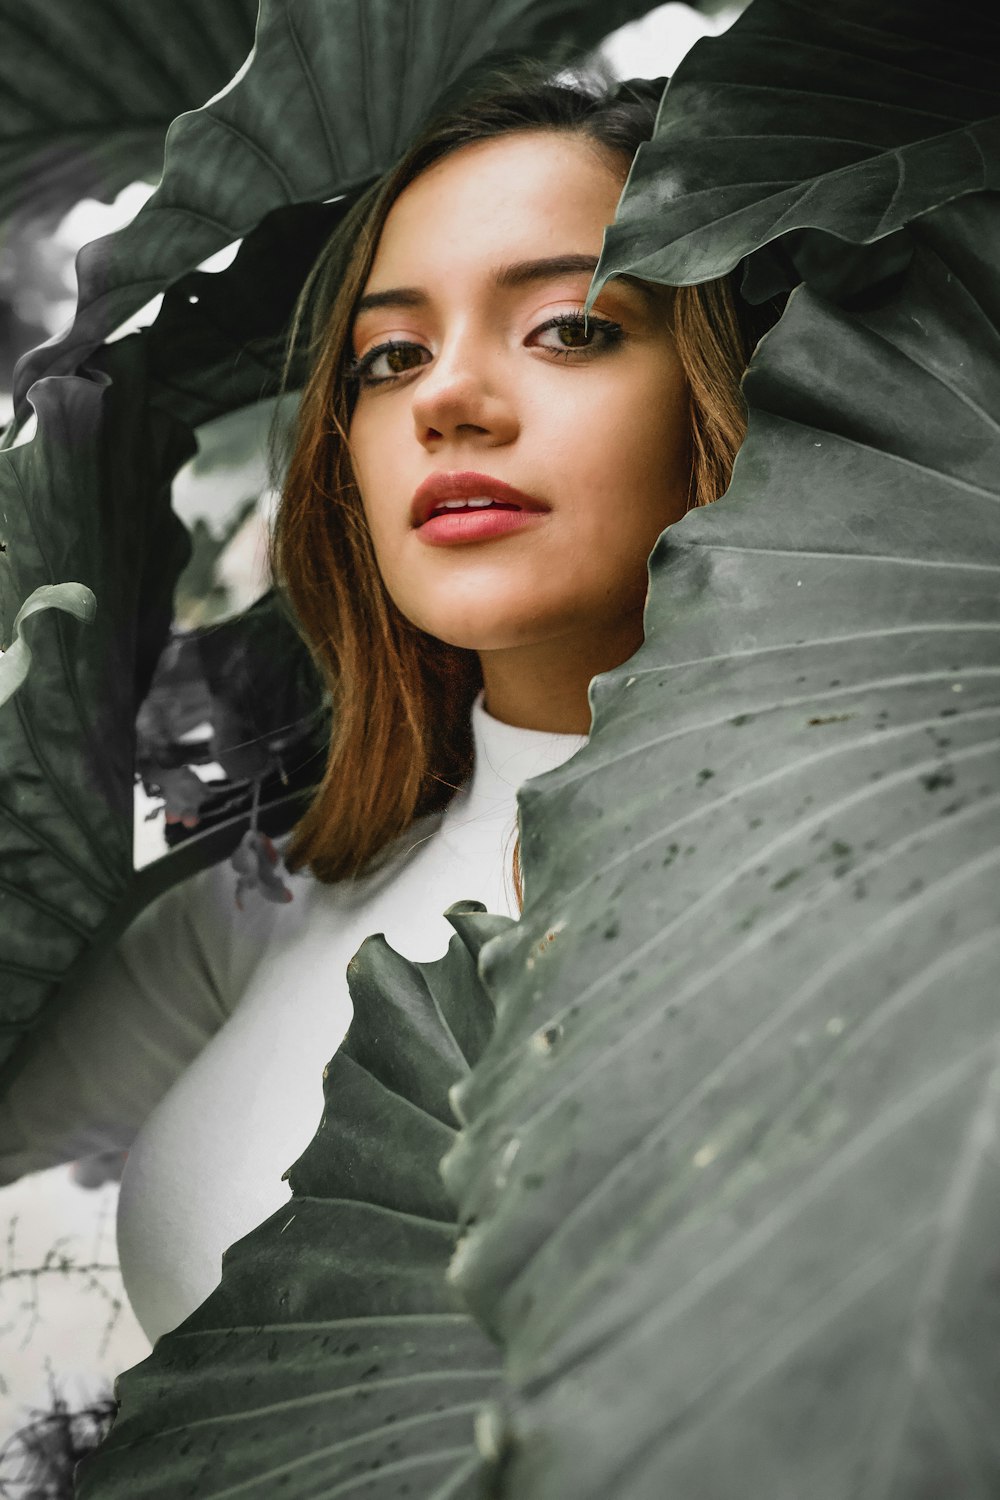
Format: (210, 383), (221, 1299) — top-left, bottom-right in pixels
(476, 614), (644, 734)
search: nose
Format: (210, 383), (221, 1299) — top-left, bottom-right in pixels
(410, 328), (518, 450)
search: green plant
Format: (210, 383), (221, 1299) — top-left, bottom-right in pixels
(3, 1), (999, 1495)
(0, 0), (258, 231)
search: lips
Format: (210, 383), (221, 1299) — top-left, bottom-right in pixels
(410, 471), (549, 528)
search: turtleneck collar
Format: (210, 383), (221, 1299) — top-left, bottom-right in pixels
(453, 687), (589, 824)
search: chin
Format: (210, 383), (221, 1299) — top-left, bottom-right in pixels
(427, 627), (528, 653)
(417, 615), (550, 653)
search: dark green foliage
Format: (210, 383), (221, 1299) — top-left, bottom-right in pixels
(0, 0), (258, 229)
(141, 201), (347, 431)
(0, 340), (193, 1065)
(445, 193), (1000, 1497)
(12, 0), (661, 412)
(76, 907), (509, 1499)
(587, 0), (1000, 309)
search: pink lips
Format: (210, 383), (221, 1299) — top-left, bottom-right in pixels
(417, 507), (549, 545)
(409, 470), (550, 530)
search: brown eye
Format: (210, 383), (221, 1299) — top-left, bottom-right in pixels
(348, 339), (430, 388)
(531, 312), (625, 361)
(383, 345), (424, 374)
(555, 322), (590, 347)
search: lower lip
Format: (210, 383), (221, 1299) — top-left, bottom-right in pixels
(416, 507), (549, 546)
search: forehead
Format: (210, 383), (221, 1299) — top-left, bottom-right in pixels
(365, 131), (628, 284)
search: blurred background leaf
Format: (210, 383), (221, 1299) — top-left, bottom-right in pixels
(0, 0), (258, 233)
(12, 0), (690, 410)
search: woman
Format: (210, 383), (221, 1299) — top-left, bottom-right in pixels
(0, 61), (775, 1349)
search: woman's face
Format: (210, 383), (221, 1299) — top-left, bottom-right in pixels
(346, 129), (690, 660)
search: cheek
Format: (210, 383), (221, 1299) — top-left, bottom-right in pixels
(636, 356), (689, 450)
(577, 364), (690, 498)
(346, 408), (375, 492)
(631, 371), (692, 526)
(347, 414), (394, 547)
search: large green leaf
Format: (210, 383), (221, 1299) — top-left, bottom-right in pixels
(141, 198), (345, 429)
(443, 193), (1000, 1496)
(586, 0), (1000, 309)
(12, 0), (659, 413)
(0, 204), (342, 1084)
(75, 906), (508, 1499)
(0, 342), (192, 1058)
(0, 0), (257, 228)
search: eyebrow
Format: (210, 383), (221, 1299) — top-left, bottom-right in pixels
(353, 253), (660, 316)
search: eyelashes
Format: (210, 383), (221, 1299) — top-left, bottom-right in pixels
(345, 310), (625, 390)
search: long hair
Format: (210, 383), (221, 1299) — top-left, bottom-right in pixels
(267, 58), (777, 913)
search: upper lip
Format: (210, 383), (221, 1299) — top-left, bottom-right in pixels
(410, 471), (549, 528)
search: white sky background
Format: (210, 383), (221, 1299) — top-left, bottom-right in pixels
(0, 1), (743, 1454)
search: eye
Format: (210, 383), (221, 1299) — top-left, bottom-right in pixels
(530, 311), (624, 359)
(345, 309), (625, 391)
(346, 339), (430, 388)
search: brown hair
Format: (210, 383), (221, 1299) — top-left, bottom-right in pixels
(267, 60), (774, 913)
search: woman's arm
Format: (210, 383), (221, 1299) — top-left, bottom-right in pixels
(0, 856), (247, 1185)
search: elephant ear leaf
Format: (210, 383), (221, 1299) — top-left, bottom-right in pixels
(0, 0), (257, 228)
(587, 0), (1000, 307)
(75, 904), (509, 1499)
(0, 201), (344, 1087)
(13, 0), (659, 409)
(0, 347), (192, 1070)
(443, 191), (1000, 1498)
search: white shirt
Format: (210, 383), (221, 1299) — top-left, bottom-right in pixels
(0, 689), (586, 1343)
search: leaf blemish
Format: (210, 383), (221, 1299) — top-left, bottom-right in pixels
(532, 1022), (563, 1053)
(920, 768), (955, 792)
(536, 920), (566, 955)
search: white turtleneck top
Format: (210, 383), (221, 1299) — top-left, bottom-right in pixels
(0, 690), (587, 1344)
